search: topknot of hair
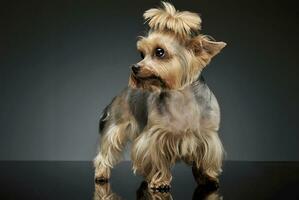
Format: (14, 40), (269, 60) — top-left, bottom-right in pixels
(143, 2), (202, 37)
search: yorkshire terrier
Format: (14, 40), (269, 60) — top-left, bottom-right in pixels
(94, 2), (226, 191)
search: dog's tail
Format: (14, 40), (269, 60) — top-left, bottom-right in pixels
(143, 1), (202, 37)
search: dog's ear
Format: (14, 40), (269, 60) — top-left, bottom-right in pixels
(188, 36), (226, 59)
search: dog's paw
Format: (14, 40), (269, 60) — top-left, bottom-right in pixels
(149, 181), (171, 193)
(94, 166), (110, 184)
(197, 177), (219, 190)
(94, 176), (109, 185)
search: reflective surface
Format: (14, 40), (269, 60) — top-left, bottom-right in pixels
(1, 161), (298, 199)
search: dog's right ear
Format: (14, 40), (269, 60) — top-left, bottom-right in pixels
(188, 36), (226, 60)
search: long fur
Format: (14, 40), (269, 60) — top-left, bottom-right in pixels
(144, 1), (202, 37)
(94, 2), (226, 190)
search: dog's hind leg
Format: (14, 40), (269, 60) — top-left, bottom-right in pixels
(94, 121), (137, 183)
(94, 91), (139, 183)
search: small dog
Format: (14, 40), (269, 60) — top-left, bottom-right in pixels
(94, 2), (226, 191)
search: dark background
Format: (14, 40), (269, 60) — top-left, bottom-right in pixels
(1, 0), (298, 161)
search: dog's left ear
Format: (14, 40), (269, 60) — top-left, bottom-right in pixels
(188, 36), (226, 59)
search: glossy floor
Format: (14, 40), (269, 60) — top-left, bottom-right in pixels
(0, 161), (298, 199)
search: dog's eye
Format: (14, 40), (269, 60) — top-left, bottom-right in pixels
(140, 51), (144, 59)
(155, 48), (165, 58)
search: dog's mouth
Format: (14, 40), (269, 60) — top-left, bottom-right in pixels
(133, 74), (160, 81)
(131, 73), (166, 87)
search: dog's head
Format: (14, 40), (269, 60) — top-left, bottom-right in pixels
(129, 2), (226, 91)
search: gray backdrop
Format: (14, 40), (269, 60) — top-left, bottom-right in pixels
(1, 0), (298, 161)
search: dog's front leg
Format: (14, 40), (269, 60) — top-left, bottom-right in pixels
(131, 128), (174, 191)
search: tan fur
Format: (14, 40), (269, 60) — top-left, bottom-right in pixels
(94, 2), (226, 191)
(94, 94), (139, 180)
(144, 2), (201, 38)
(129, 32), (226, 91)
(131, 88), (224, 188)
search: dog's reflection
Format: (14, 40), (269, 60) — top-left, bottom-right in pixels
(136, 181), (173, 200)
(192, 185), (222, 200)
(94, 181), (221, 200)
(94, 182), (122, 200)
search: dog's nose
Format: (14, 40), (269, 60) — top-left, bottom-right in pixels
(131, 64), (140, 75)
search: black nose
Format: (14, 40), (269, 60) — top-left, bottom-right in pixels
(131, 64), (140, 75)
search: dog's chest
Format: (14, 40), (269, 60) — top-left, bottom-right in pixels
(147, 90), (201, 132)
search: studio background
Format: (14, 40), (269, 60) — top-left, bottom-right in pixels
(1, 0), (298, 161)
